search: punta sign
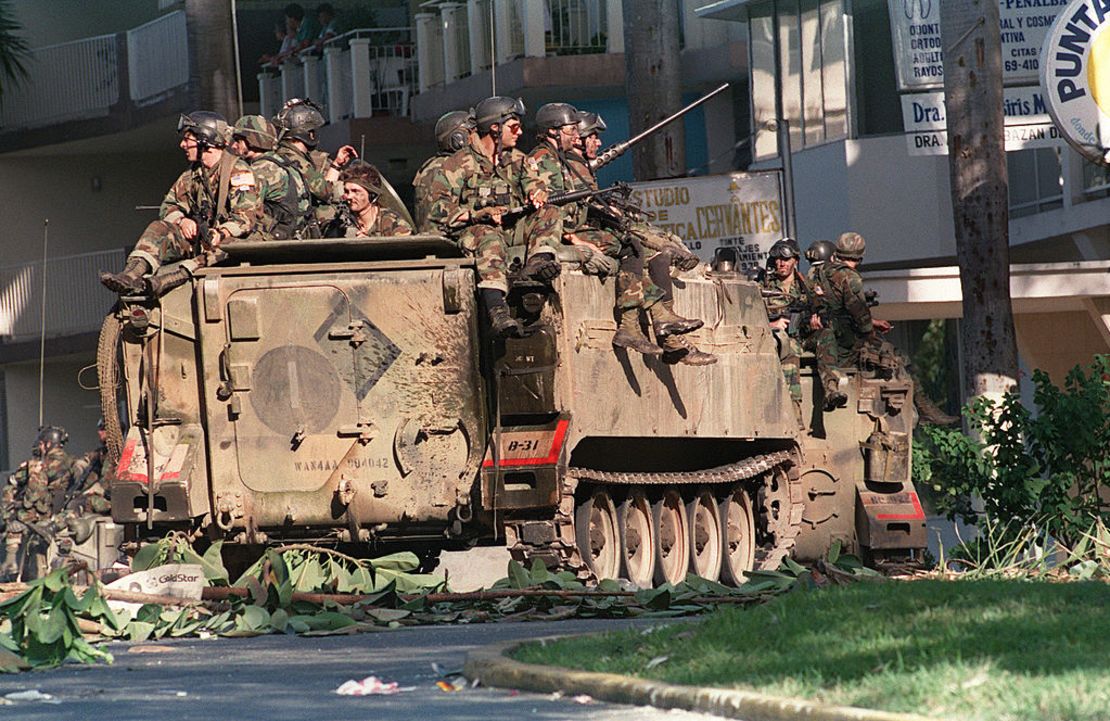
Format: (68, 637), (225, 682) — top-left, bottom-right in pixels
(1041, 0), (1110, 164)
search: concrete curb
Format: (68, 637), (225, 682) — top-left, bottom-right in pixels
(464, 636), (934, 721)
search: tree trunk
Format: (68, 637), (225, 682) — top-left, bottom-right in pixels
(622, 0), (684, 180)
(940, 0), (1019, 403)
(185, 0), (239, 119)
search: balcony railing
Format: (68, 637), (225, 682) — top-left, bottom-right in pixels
(0, 249), (124, 342)
(0, 10), (189, 133)
(259, 28), (417, 121)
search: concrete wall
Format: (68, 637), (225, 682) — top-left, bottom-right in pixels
(11, 0), (163, 47)
(2, 355), (101, 469)
(1015, 311), (1110, 387)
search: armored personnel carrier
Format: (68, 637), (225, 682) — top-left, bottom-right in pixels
(98, 236), (925, 586)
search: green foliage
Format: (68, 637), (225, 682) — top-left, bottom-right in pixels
(911, 318), (954, 410)
(0, 0), (30, 101)
(920, 355), (1110, 547)
(131, 534), (229, 585)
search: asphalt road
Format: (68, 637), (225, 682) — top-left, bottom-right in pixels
(0, 618), (723, 721)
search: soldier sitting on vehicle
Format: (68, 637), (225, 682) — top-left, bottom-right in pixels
(230, 115), (314, 241)
(100, 111), (262, 294)
(272, 98), (351, 230)
(569, 110), (712, 363)
(804, 239), (836, 293)
(424, 96), (563, 337)
(413, 109), (476, 233)
(0, 426), (75, 582)
(333, 161), (414, 238)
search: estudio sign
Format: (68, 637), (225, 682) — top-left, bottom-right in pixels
(1041, 0), (1110, 165)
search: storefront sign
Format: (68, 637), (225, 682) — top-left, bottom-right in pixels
(629, 171), (785, 268)
(889, 0), (1069, 91)
(1040, 0), (1110, 165)
(900, 86), (1062, 155)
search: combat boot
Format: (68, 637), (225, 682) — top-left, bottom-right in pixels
(613, 309), (663, 356)
(481, 289), (523, 338)
(650, 300), (703, 338)
(0, 534), (21, 582)
(914, 388), (959, 426)
(661, 334), (718, 366)
(147, 266), (193, 297)
(99, 257), (150, 294)
(522, 253), (561, 282)
(823, 378), (848, 411)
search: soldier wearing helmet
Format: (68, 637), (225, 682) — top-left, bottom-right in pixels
(273, 98), (351, 230)
(100, 111), (262, 294)
(804, 239), (836, 295)
(424, 96), (563, 336)
(336, 160), (414, 238)
(230, 114), (313, 241)
(412, 109), (476, 232)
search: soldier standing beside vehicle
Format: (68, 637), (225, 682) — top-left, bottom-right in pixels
(230, 115), (313, 241)
(413, 109), (475, 232)
(335, 161), (414, 238)
(100, 112), (262, 294)
(424, 96), (563, 337)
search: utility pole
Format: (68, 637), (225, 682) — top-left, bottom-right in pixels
(622, 0), (684, 180)
(185, 0), (239, 120)
(940, 0), (1019, 404)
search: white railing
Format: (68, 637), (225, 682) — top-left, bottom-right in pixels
(258, 28), (417, 121)
(0, 34), (120, 131)
(127, 10), (189, 105)
(546, 0), (607, 54)
(0, 249), (124, 342)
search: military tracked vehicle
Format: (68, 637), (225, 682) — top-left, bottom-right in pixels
(98, 236), (925, 586)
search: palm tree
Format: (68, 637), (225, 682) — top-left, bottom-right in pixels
(0, 0), (29, 103)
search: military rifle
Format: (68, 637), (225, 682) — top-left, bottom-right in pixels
(477, 183), (632, 227)
(590, 83), (730, 171)
(762, 288), (828, 337)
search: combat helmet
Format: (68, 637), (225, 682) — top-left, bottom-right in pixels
(339, 160), (384, 199)
(434, 109), (475, 153)
(805, 239), (835, 264)
(274, 98), (326, 148)
(576, 111), (607, 138)
(768, 238), (800, 260)
(836, 231), (866, 261)
(232, 114), (277, 152)
(535, 102), (579, 131)
(474, 96), (525, 135)
(35, 425), (68, 451)
(177, 111), (228, 148)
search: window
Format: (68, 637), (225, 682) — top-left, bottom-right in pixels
(1081, 154), (1110, 200)
(749, 0), (848, 160)
(1007, 148), (1063, 218)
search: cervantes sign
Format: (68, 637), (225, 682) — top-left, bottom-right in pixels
(628, 171), (785, 269)
(1040, 0), (1110, 165)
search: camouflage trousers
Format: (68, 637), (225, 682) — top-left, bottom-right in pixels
(455, 225), (511, 294)
(568, 228), (663, 310)
(520, 204), (567, 259)
(130, 220), (196, 272)
(775, 327), (843, 403)
(805, 327), (845, 393)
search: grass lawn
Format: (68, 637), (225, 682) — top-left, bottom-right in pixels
(511, 579), (1110, 721)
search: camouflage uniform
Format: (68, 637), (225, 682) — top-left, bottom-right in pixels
(412, 153), (450, 233)
(821, 259), (875, 368)
(68, 443), (111, 515)
(274, 140), (342, 227)
(1, 447), (74, 581)
(425, 138), (559, 294)
(341, 208), (415, 238)
(762, 269), (841, 410)
(130, 155), (261, 272)
(246, 151), (313, 239)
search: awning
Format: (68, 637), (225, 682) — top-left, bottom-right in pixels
(693, 0), (753, 22)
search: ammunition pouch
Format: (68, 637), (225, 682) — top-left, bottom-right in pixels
(858, 339), (900, 378)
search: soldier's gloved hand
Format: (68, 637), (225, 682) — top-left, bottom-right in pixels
(471, 206), (504, 226)
(673, 248), (700, 271)
(579, 246), (618, 276)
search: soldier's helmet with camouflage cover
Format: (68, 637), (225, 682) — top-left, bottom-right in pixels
(274, 98), (326, 148)
(35, 425), (68, 451)
(434, 110), (475, 153)
(805, 239), (836, 264)
(768, 238), (800, 260)
(474, 96), (525, 135)
(339, 160), (384, 200)
(535, 103), (579, 131)
(576, 111), (607, 138)
(232, 114), (277, 152)
(177, 111), (228, 148)
(836, 231), (867, 260)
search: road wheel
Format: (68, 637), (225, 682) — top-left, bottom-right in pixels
(618, 490), (655, 588)
(719, 484), (756, 586)
(687, 489), (722, 581)
(575, 489), (620, 581)
(652, 489), (689, 586)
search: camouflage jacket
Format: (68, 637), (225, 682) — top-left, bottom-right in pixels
(275, 142), (343, 225)
(160, 153), (261, 241)
(425, 139), (527, 235)
(341, 208), (415, 238)
(823, 260), (873, 341)
(17, 447), (74, 523)
(69, 445), (111, 515)
(761, 269), (818, 335)
(412, 153), (450, 233)
(249, 152), (312, 237)
(807, 262), (830, 298)
(522, 142), (595, 229)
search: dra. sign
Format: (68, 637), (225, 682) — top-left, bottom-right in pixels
(1040, 0), (1110, 165)
(901, 86), (1062, 155)
(888, 0), (1069, 91)
(628, 171), (784, 269)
